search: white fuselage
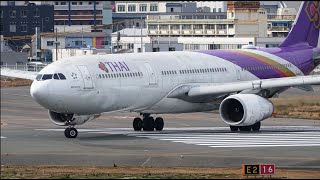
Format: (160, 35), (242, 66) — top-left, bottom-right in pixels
(30, 50), (296, 115)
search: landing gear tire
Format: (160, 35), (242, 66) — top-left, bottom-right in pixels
(154, 117), (164, 131)
(64, 127), (78, 138)
(239, 126), (251, 132)
(133, 118), (143, 131)
(143, 117), (154, 131)
(230, 126), (239, 131)
(251, 122), (261, 131)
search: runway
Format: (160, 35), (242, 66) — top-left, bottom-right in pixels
(1, 86), (320, 168)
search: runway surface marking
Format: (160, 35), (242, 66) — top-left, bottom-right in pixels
(36, 126), (320, 148)
(1, 136), (7, 139)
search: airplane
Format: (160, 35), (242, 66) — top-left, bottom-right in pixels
(1, 1), (320, 138)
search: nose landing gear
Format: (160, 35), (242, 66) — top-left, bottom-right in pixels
(64, 126), (78, 138)
(133, 114), (164, 131)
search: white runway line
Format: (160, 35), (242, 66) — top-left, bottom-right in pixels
(129, 131), (320, 148)
(1, 136), (7, 139)
(35, 127), (320, 148)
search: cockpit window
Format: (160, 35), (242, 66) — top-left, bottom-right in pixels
(58, 73), (66, 80)
(42, 74), (53, 80)
(36, 74), (43, 81)
(53, 74), (60, 80)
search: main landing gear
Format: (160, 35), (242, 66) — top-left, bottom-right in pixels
(230, 122), (261, 132)
(64, 126), (78, 138)
(133, 114), (164, 131)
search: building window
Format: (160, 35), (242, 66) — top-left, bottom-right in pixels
(139, 4), (147, 12)
(88, 1), (92, 5)
(8, 1), (15, 6)
(150, 4), (158, 11)
(21, 24), (27, 32)
(61, 2), (67, 5)
(218, 8), (222, 12)
(213, 8), (216, 12)
(128, 5), (136, 12)
(153, 48), (160, 52)
(101, 40), (109, 45)
(0, 23), (3, 33)
(148, 25), (157, 29)
(193, 24), (203, 30)
(34, 8), (40, 17)
(182, 24), (191, 29)
(75, 40), (83, 46)
(169, 47), (175, 51)
(47, 41), (54, 46)
(170, 25), (179, 30)
(55, 2), (58, 5)
(0, 10), (3, 18)
(159, 25), (168, 30)
(9, 10), (16, 18)
(79, 2), (82, 5)
(118, 5), (125, 12)
(72, 2), (77, 5)
(45, 17), (50, 21)
(9, 24), (16, 32)
(21, 10), (27, 17)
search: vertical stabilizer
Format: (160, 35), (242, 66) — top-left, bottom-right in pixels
(279, 1), (320, 47)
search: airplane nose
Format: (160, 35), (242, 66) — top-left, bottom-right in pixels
(30, 81), (49, 105)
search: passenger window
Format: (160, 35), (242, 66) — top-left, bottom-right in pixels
(36, 74), (43, 81)
(58, 73), (66, 80)
(53, 74), (59, 80)
(42, 74), (53, 80)
(102, 74), (105, 78)
(106, 74), (108, 78)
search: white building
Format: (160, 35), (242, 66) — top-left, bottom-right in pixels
(114, 1), (228, 14)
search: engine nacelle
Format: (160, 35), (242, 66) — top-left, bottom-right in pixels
(48, 110), (101, 126)
(219, 94), (273, 126)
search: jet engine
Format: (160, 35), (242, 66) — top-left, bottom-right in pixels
(48, 110), (101, 126)
(219, 94), (273, 126)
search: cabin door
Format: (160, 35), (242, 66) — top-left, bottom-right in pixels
(77, 65), (94, 89)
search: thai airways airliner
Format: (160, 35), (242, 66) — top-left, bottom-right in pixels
(2, 1), (320, 138)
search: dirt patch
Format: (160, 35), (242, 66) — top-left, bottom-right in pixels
(1, 76), (32, 87)
(271, 96), (320, 120)
(1, 165), (320, 179)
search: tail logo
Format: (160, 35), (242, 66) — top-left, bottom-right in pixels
(305, 1), (320, 29)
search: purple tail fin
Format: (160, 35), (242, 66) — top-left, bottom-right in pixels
(279, 1), (320, 48)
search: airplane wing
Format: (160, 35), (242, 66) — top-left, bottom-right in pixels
(167, 75), (320, 102)
(188, 75), (320, 97)
(0, 68), (38, 80)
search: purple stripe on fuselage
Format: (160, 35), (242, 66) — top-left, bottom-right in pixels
(196, 50), (283, 79)
(259, 46), (315, 75)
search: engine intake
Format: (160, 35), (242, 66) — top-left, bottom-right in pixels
(48, 110), (100, 126)
(219, 94), (273, 126)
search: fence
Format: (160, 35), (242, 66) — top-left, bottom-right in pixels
(0, 63), (48, 72)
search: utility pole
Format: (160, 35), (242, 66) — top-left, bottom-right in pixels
(55, 28), (58, 61)
(35, 27), (38, 61)
(140, 16), (143, 53)
(117, 24), (119, 52)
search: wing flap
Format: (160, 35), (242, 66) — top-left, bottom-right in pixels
(188, 75), (320, 97)
(1, 68), (38, 80)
